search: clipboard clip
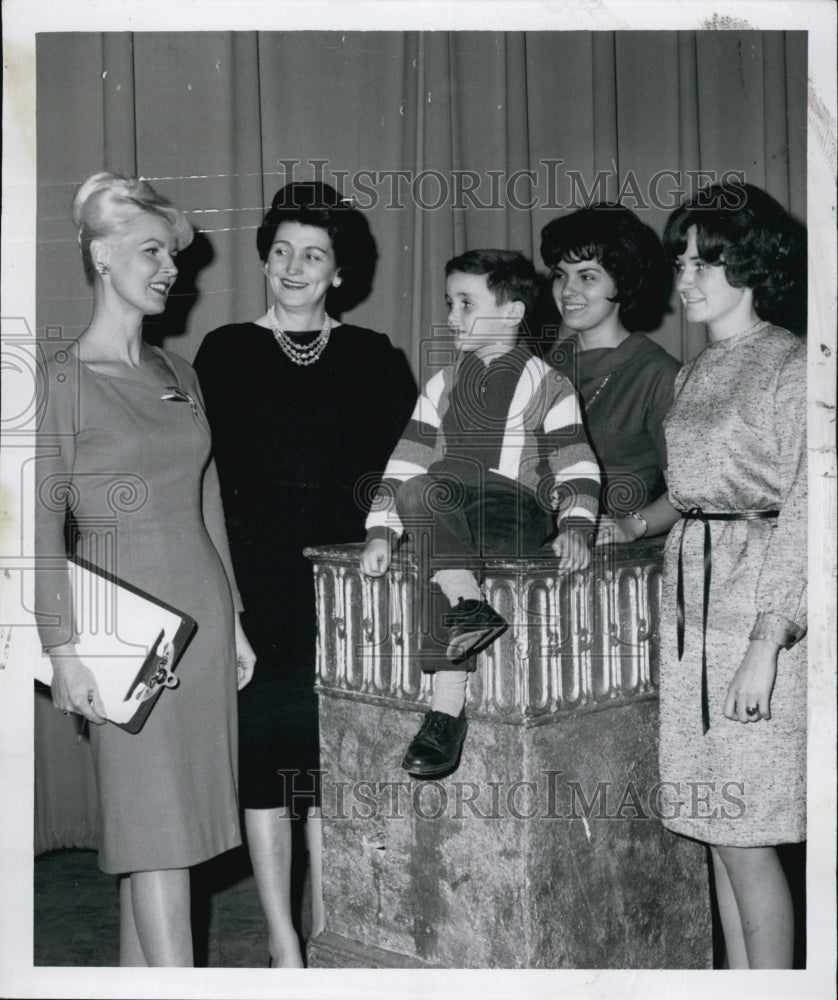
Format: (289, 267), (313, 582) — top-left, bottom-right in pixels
(126, 633), (181, 704)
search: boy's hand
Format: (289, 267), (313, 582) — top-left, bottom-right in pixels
(551, 527), (591, 573)
(361, 537), (391, 577)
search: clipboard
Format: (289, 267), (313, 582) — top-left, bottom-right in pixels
(36, 556), (197, 733)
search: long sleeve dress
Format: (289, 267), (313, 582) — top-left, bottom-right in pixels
(658, 322), (807, 846)
(35, 344), (242, 873)
(546, 332), (681, 514)
(194, 322), (416, 813)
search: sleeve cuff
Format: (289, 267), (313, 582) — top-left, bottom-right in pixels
(556, 514), (597, 530)
(749, 611), (806, 649)
(41, 639), (78, 656)
(556, 516), (597, 545)
(365, 526), (400, 545)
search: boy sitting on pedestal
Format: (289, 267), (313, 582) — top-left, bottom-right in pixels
(361, 250), (600, 778)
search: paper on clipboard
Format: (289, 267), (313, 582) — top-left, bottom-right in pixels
(36, 557), (196, 730)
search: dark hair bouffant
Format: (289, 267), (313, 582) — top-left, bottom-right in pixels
(540, 203), (672, 333)
(663, 182), (806, 335)
(445, 249), (541, 313)
(256, 181), (377, 314)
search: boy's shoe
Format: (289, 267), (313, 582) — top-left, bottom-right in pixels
(443, 598), (508, 664)
(401, 709), (468, 779)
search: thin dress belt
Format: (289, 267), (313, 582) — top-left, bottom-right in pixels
(676, 507), (780, 734)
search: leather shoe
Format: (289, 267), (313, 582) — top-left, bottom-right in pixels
(401, 709), (468, 778)
(443, 598), (508, 664)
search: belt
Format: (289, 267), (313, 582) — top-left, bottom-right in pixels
(676, 507), (780, 734)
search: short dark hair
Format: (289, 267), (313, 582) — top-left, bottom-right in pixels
(444, 249), (541, 313)
(663, 183), (806, 334)
(540, 204), (672, 333)
(256, 181), (377, 313)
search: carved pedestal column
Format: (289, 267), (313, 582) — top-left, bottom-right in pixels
(304, 540), (712, 969)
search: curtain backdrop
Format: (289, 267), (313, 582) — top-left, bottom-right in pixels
(38, 30), (806, 372)
(33, 29), (806, 853)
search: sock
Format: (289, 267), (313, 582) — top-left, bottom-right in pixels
(432, 569), (481, 606)
(431, 669), (468, 717)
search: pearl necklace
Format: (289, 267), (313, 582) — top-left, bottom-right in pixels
(268, 305), (332, 366)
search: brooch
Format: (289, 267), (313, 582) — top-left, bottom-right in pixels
(161, 386), (199, 417)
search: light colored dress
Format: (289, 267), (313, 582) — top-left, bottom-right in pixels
(36, 344), (242, 873)
(658, 322), (806, 846)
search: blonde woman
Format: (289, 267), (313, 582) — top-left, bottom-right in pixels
(36, 172), (255, 966)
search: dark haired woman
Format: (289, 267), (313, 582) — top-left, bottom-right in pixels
(540, 203), (680, 539)
(658, 183), (807, 967)
(194, 181), (415, 966)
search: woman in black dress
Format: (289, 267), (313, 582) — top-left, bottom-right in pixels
(194, 182), (415, 966)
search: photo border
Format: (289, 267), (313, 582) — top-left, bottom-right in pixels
(2, 3), (835, 998)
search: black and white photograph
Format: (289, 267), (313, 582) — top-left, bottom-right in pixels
(1, 2), (835, 998)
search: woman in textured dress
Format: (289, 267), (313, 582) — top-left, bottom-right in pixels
(539, 204), (681, 540)
(194, 182), (415, 966)
(35, 173), (255, 966)
(658, 183), (807, 968)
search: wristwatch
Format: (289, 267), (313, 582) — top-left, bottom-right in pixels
(628, 511), (648, 539)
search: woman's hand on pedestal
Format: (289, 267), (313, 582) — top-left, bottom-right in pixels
(596, 514), (644, 545)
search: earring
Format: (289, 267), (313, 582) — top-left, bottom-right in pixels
(96, 262), (110, 275)
(332, 275), (342, 288)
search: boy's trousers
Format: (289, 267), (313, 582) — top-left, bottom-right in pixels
(395, 470), (553, 672)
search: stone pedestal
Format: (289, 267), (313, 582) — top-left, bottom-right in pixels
(304, 540), (712, 969)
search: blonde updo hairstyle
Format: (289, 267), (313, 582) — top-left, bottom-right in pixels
(72, 172), (194, 284)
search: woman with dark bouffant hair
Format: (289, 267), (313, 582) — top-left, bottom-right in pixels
(36, 172), (255, 966)
(540, 203), (680, 532)
(657, 182), (807, 968)
(194, 180), (415, 966)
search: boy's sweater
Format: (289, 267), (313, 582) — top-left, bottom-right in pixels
(366, 345), (600, 541)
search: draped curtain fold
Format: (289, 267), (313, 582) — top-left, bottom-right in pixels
(38, 29), (806, 372)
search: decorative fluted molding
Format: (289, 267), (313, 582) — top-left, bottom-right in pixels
(305, 539), (664, 724)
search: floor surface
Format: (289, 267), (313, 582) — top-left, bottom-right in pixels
(33, 841), (805, 968)
(34, 839), (311, 968)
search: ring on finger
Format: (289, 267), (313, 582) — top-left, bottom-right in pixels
(745, 705), (759, 717)
(87, 690), (94, 705)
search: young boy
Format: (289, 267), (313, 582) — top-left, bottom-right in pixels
(361, 250), (600, 778)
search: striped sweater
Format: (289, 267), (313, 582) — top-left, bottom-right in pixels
(366, 349), (600, 540)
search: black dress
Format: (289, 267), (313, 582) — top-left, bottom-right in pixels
(194, 322), (415, 813)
